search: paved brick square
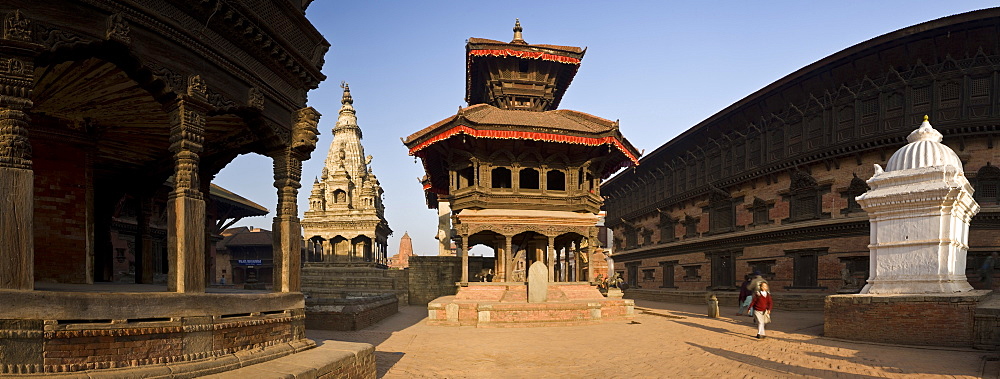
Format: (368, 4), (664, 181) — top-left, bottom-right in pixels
(307, 300), (989, 378)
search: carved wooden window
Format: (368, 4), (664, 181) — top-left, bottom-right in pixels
(642, 269), (655, 281)
(747, 260), (776, 281)
(624, 226), (638, 249)
(841, 174), (870, 214)
(733, 141), (746, 173)
(836, 105), (854, 142)
(519, 168), (539, 190)
(683, 265), (701, 281)
(748, 134), (762, 167)
(787, 120), (802, 156)
(785, 171), (828, 223)
(749, 197), (772, 226)
(768, 126), (784, 161)
(708, 153), (721, 182)
(457, 166), (475, 188)
(518, 60), (530, 73)
(912, 86), (931, 106)
(684, 216), (699, 238)
(697, 159), (706, 187)
(676, 166), (686, 192)
(788, 248), (825, 288)
(708, 193), (735, 234)
(640, 229), (653, 247)
(805, 116), (824, 150)
(658, 215), (676, 243)
(491, 167), (512, 188)
(546, 170), (565, 191)
(709, 251), (736, 289)
(687, 162), (696, 190)
(659, 261), (677, 288)
(975, 163), (1000, 206)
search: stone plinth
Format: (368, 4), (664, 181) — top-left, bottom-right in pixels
(305, 294), (398, 331)
(825, 291), (990, 347)
(427, 282), (634, 327)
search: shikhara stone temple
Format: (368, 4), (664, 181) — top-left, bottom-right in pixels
(302, 83), (391, 266)
(403, 21), (640, 327)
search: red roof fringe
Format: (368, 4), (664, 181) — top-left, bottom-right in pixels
(407, 125), (639, 165)
(469, 49), (581, 64)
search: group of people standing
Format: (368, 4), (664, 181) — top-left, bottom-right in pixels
(737, 272), (772, 339)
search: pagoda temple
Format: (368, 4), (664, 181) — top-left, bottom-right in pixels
(303, 84), (392, 265)
(403, 20), (640, 286)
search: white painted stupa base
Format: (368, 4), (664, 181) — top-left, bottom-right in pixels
(862, 276), (974, 294)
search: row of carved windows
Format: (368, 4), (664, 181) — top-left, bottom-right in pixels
(454, 166), (576, 192)
(630, 249), (869, 290)
(609, 76), (993, 217)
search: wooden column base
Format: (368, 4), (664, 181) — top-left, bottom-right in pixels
(167, 195), (205, 293)
(273, 216), (301, 293)
(0, 167), (33, 290)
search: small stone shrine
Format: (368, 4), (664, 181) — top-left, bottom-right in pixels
(858, 116), (980, 294)
(404, 20), (637, 327)
(825, 117), (991, 347)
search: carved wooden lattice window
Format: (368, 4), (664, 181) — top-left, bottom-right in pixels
(659, 215), (676, 243)
(684, 216), (699, 238)
(642, 269), (655, 281)
(747, 260), (776, 281)
(708, 191), (735, 234)
(785, 171), (825, 223)
(976, 163), (1000, 206)
(623, 225), (638, 249)
(683, 265), (701, 281)
(841, 173), (870, 214)
(457, 166), (475, 188)
(750, 197), (772, 226)
(640, 228), (653, 247)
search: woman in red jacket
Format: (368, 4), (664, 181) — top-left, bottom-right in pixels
(747, 282), (773, 339)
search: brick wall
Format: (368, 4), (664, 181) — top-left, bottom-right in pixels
(407, 256), (461, 304)
(824, 292), (990, 347)
(33, 137), (90, 283)
(306, 295), (398, 331)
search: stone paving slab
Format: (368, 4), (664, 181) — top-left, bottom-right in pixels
(308, 299), (994, 378)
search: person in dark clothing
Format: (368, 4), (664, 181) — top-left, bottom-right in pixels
(737, 274), (752, 315)
(747, 282), (773, 339)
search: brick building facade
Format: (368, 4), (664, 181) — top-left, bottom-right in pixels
(604, 9), (1000, 296)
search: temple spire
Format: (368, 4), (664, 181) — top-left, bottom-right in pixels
(511, 19), (526, 45)
(341, 81), (353, 105)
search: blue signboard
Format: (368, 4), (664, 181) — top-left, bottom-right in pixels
(237, 259), (262, 266)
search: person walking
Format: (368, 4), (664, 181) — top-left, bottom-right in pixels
(737, 274), (752, 315)
(747, 282), (773, 339)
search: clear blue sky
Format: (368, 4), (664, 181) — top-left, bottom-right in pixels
(214, 1), (998, 257)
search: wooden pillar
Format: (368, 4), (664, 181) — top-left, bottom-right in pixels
(165, 82), (210, 293)
(460, 235), (469, 283)
(504, 235), (513, 281)
(273, 107), (319, 292)
(136, 196), (155, 283)
(0, 32), (38, 290)
(586, 232), (595, 283)
(547, 236), (555, 282)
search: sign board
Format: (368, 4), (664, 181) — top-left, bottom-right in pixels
(237, 259), (262, 266)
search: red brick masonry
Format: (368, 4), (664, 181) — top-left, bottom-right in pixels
(824, 291), (991, 347)
(427, 283), (634, 327)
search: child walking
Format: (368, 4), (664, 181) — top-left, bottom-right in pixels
(747, 282), (773, 339)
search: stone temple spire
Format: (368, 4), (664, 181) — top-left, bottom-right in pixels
(323, 82), (369, 189)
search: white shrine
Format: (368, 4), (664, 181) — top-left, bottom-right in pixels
(857, 116), (980, 294)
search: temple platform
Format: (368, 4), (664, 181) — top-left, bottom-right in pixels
(426, 282), (634, 327)
(0, 283), (314, 376)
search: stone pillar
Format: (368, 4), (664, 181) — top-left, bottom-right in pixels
(586, 232), (595, 283)
(460, 235), (469, 283)
(547, 236), (555, 282)
(437, 197), (453, 256)
(0, 20), (39, 290)
(165, 85), (209, 293)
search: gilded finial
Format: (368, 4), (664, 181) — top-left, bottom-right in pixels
(340, 81), (353, 105)
(511, 18), (526, 44)
(923, 114), (929, 122)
